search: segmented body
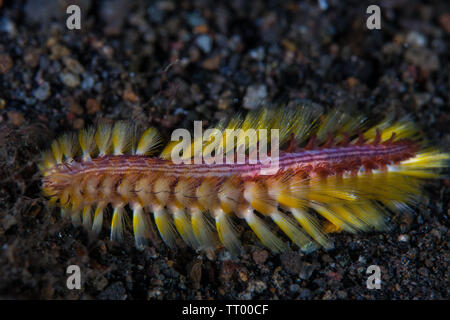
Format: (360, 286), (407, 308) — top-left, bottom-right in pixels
(51, 143), (414, 178)
(40, 106), (448, 254)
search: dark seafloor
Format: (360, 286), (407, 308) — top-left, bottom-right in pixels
(0, 0), (448, 300)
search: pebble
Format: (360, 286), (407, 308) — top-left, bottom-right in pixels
(63, 57), (85, 75)
(0, 16), (17, 36)
(202, 54), (221, 70)
(413, 93), (430, 108)
(196, 34), (213, 53)
(32, 82), (51, 101)
(337, 290), (348, 299)
(243, 84), (267, 110)
(60, 72), (80, 88)
(280, 251), (303, 275)
(289, 284), (300, 293)
(188, 260), (202, 290)
(0, 54), (13, 74)
(297, 288), (312, 299)
(248, 280), (267, 294)
(439, 13), (450, 34)
(406, 31), (427, 48)
(123, 87), (139, 103)
(81, 74), (95, 90)
(322, 290), (334, 300)
(238, 270), (248, 282)
(346, 77), (359, 88)
(7, 111), (25, 126)
(93, 276), (108, 291)
(404, 47), (439, 72)
(24, 48), (41, 68)
(100, 0), (131, 36)
(72, 118), (85, 129)
(2, 214), (17, 231)
(398, 234), (410, 242)
(98, 282), (127, 300)
(252, 249), (269, 265)
(86, 98), (101, 114)
(249, 46), (265, 61)
(67, 97), (84, 115)
(298, 262), (315, 280)
(187, 12), (206, 27)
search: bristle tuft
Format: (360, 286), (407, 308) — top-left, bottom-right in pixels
(136, 127), (162, 155)
(95, 122), (113, 156)
(243, 208), (288, 253)
(112, 121), (132, 155)
(110, 205), (125, 241)
(79, 127), (97, 160)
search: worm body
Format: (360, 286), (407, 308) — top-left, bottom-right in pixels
(40, 106), (449, 254)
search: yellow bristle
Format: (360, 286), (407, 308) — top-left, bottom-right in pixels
(160, 140), (179, 160)
(191, 207), (219, 251)
(396, 150), (450, 177)
(92, 203), (105, 235)
(290, 207), (330, 249)
(214, 208), (243, 255)
(348, 202), (387, 231)
(39, 150), (56, 172)
(170, 206), (198, 249)
(270, 210), (315, 252)
(316, 109), (367, 143)
(202, 127), (224, 161)
(95, 122), (113, 156)
(51, 140), (63, 164)
(273, 105), (319, 145)
(242, 207), (288, 253)
(110, 205), (125, 241)
(58, 133), (78, 161)
(290, 176), (358, 205)
(222, 115), (244, 154)
(364, 117), (418, 142)
(329, 204), (365, 231)
(234, 109), (265, 153)
(243, 181), (276, 215)
(82, 206), (92, 227)
(48, 196), (59, 206)
(152, 204), (177, 248)
(78, 127), (97, 160)
(71, 209), (81, 225)
(132, 204), (150, 250)
(267, 179), (301, 208)
(136, 127), (162, 155)
(311, 203), (355, 233)
(112, 121), (132, 155)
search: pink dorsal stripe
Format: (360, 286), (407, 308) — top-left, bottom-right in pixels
(55, 142), (414, 179)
